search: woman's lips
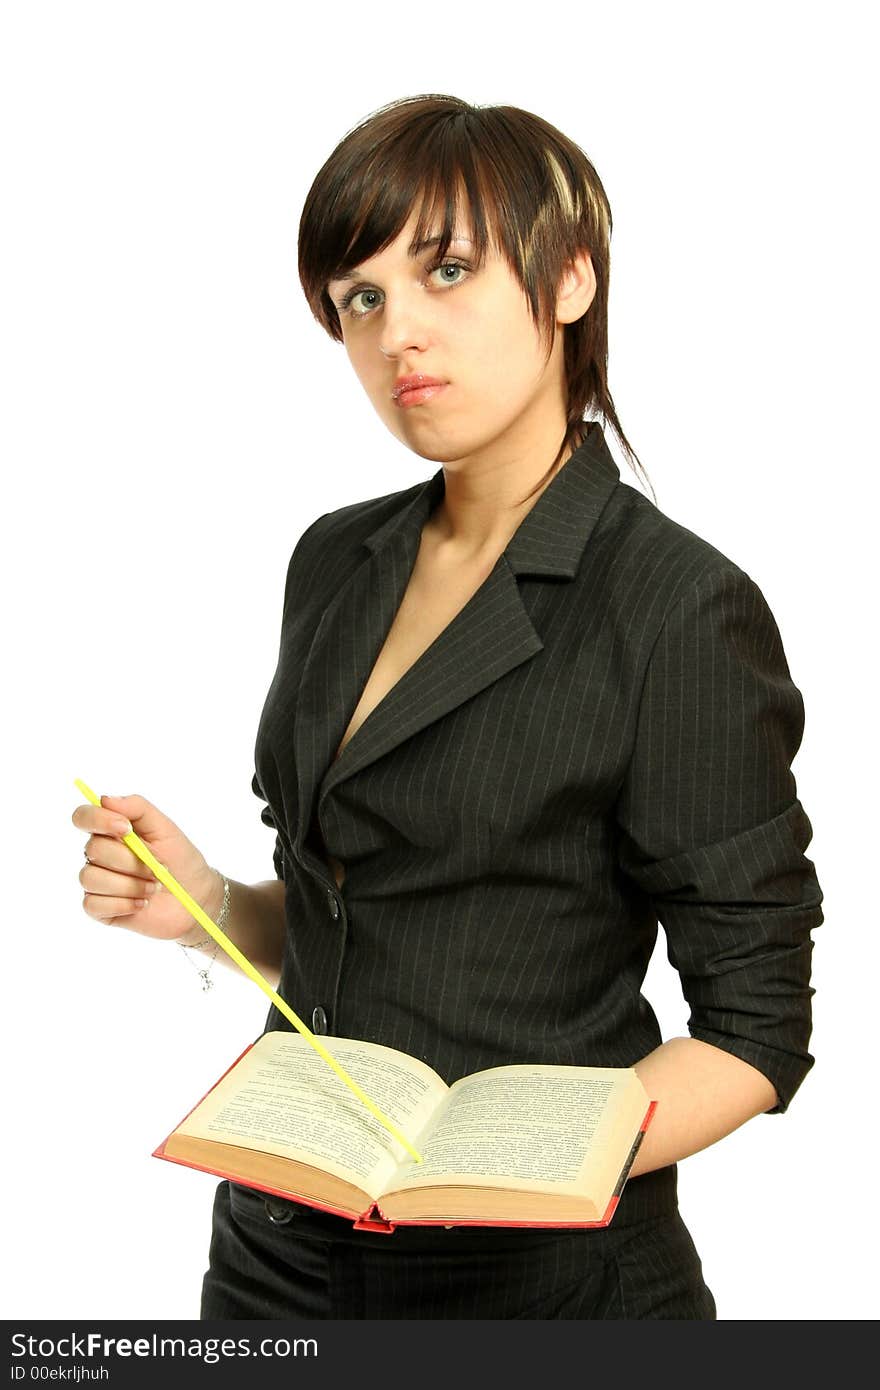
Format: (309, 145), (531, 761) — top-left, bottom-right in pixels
(393, 382), (448, 408)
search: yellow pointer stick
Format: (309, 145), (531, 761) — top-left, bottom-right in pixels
(74, 778), (423, 1163)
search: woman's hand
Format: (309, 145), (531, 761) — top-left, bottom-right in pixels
(72, 793), (219, 942)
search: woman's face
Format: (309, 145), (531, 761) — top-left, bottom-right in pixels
(325, 205), (593, 469)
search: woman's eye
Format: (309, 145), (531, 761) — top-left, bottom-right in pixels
(338, 260), (469, 319)
(433, 261), (467, 285)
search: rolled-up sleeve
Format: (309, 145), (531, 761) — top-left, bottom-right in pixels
(251, 770), (285, 882)
(615, 564), (824, 1113)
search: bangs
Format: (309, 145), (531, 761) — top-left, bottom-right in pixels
(310, 132), (507, 307)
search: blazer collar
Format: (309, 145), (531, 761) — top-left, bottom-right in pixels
(360, 419), (620, 577)
(291, 421), (621, 876)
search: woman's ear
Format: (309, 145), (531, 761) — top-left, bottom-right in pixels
(556, 249), (597, 324)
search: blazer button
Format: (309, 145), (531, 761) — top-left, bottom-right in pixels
(312, 1005), (328, 1034)
(264, 1198), (295, 1225)
(327, 889), (340, 920)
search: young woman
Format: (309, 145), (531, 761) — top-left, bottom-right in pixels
(72, 93), (824, 1319)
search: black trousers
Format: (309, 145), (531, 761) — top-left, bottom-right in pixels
(199, 1179), (717, 1320)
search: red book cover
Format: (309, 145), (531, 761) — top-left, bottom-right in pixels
(153, 1040), (656, 1235)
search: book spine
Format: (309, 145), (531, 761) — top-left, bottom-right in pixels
(353, 1203), (396, 1234)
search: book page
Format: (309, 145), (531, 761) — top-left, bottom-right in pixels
(386, 1064), (646, 1196)
(177, 1033), (448, 1198)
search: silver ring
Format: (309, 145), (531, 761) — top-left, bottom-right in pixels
(84, 851), (90, 863)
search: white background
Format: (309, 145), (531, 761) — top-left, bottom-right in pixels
(3, 0), (875, 1322)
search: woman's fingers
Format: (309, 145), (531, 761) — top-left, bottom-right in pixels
(82, 890), (153, 920)
(71, 802), (134, 839)
(81, 831), (154, 880)
(79, 861), (161, 900)
(73, 801), (151, 881)
(71, 794), (213, 940)
(74, 803), (163, 921)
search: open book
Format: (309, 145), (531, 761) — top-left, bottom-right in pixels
(154, 1031), (656, 1233)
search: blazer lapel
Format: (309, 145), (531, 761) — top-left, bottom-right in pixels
(318, 540), (546, 807)
(291, 422), (621, 862)
(291, 471), (442, 864)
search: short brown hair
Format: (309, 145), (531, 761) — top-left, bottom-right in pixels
(298, 92), (653, 504)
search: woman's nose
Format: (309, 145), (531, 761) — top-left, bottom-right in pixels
(378, 297), (432, 358)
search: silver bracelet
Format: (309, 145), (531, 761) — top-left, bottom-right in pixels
(177, 872), (230, 991)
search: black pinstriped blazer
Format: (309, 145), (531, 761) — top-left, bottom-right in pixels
(250, 422), (823, 1217)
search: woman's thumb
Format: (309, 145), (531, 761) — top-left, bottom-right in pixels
(100, 793), (160, 832)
